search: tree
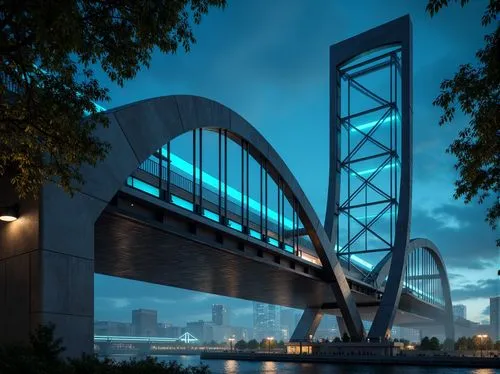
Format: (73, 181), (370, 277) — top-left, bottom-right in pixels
(1, 0), (226, 198)
(429, 336), (440, 351)
(420, 336), (431, 350)
(341, 332), (350, 343)
(426, 0), (500, 236)
(455, 336), (468, 351)
(247, 339), (259, 350)
(234, 339), (247, 350)
(333, 337), (341, 343)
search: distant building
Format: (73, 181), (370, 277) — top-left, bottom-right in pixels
(253, 302), (280, 341)
(186, 320), (213, 343)
(453, 304), (467, 320)
(212, 304), (230, 326)
(280, 308), (298, 341)
(491, 296), (500, 341)
(94, 321), (132, 336)
(132, 309), (157, 336)
(314, 315), (338, 340)
(157, 323), (183, 338)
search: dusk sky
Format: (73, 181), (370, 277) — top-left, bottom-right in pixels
(94, 0), (498, 329)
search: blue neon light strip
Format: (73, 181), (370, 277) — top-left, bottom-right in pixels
(352, 163), (397, 177)
(127, 177), (160, 197)
(403, 282), (444, 305)
(203, 209), (219, 222)
(250, 229), (262, 240)
(350, 114), (399, 132)
(94, 335), (198, 343)
(171, 195), (193, 211)
(162, 150), (295, 229)
(335, 245), (374, 270)
(228, 220), (243, 232)
(268, 237), (279, 247)
(284, 245), (294, 253)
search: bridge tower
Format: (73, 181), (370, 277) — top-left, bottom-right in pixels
(326, 15), (413, 341)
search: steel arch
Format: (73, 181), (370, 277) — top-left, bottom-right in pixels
(369, 238), (454, 341)
(77, 94), (364, 340)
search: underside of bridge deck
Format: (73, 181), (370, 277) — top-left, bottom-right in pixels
(95, 210), (336, 309)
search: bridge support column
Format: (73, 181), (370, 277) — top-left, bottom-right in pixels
(336, 316), (348, 337)
(289, 307), (323, 342)
(0, 180), (99, 357)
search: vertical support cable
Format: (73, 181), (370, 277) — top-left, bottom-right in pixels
(199, 129), (203, 212)
(292, 197), (296, 254)
(192, 129), (197, 207)
(281, 182), (285, 247)
(167, 142), (171, 200)
(260, 155), (263, 237)
(158, 148), (163, 199)
(277, 177), (281, 244)
(241, 139), (244, 227)
(218, 129), (222, 217)
(265, 160), (268, 239)
(246, 142), (250, 229)
(224, 130), (228, 221)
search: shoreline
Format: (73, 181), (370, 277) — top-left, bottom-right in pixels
(199, 352), (500, 369)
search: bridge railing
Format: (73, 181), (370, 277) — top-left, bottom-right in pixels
(126, 153), (321, 266)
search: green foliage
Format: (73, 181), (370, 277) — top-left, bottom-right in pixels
(341, 332), (350, 343)
(246, 339), (259, 350)
(426, 0), (500, 235)
(0, 324), (210, 374)
(420, 336), (441, 351)
(1, 0), (226, 198)
(234, 339), (247, 350)
(259, 338), (276, 350)
(333, 337), (341, 343)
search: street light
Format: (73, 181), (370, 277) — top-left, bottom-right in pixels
(228, 337), (235, 352)
(477, 334), (488, 358)
(266, 337), (274, 353)
(0, 204), (19, 222)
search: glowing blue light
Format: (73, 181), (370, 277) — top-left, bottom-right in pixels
(161, 150), (295, 229)
(126, 177), (160, 197)
(352, 163), (396, 177)
(403, 282), (443, 305)
(284, 245), (294, 253)
(250, 229), (262, 240)
(335, 245), (374, 270)
(203, 209), (219, 222)
(171, 195), (193, 211)
(228, 220), (243, 232)
(268, 237), (279, 247)
(349, 114), (399, 132)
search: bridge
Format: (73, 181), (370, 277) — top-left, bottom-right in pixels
(0, 15), (454, 357)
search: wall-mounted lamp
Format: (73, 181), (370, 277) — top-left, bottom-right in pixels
(0, 204), (19, 222)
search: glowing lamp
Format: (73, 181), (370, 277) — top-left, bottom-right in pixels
(0, 205), (19, 222)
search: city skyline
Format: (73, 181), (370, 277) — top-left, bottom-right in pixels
(94, 0), (497, 329)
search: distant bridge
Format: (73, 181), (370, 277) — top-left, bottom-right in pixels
(94, 332), (199, 344)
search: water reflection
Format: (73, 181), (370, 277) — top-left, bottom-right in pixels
(223, 360), (238, 374)
(261, 361), (277, 373)
(471, 370), (497, 374)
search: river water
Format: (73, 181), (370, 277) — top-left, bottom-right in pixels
(115, 354), (499, 374)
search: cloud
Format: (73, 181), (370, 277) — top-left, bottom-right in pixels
(451, 278), (500, 301)
(410, 201), (498, 269)
(96, 297), (131, 309)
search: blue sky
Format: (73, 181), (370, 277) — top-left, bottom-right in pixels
(94, 0), (498, 328)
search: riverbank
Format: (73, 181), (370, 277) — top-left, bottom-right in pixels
(200, 352), (500, 369)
